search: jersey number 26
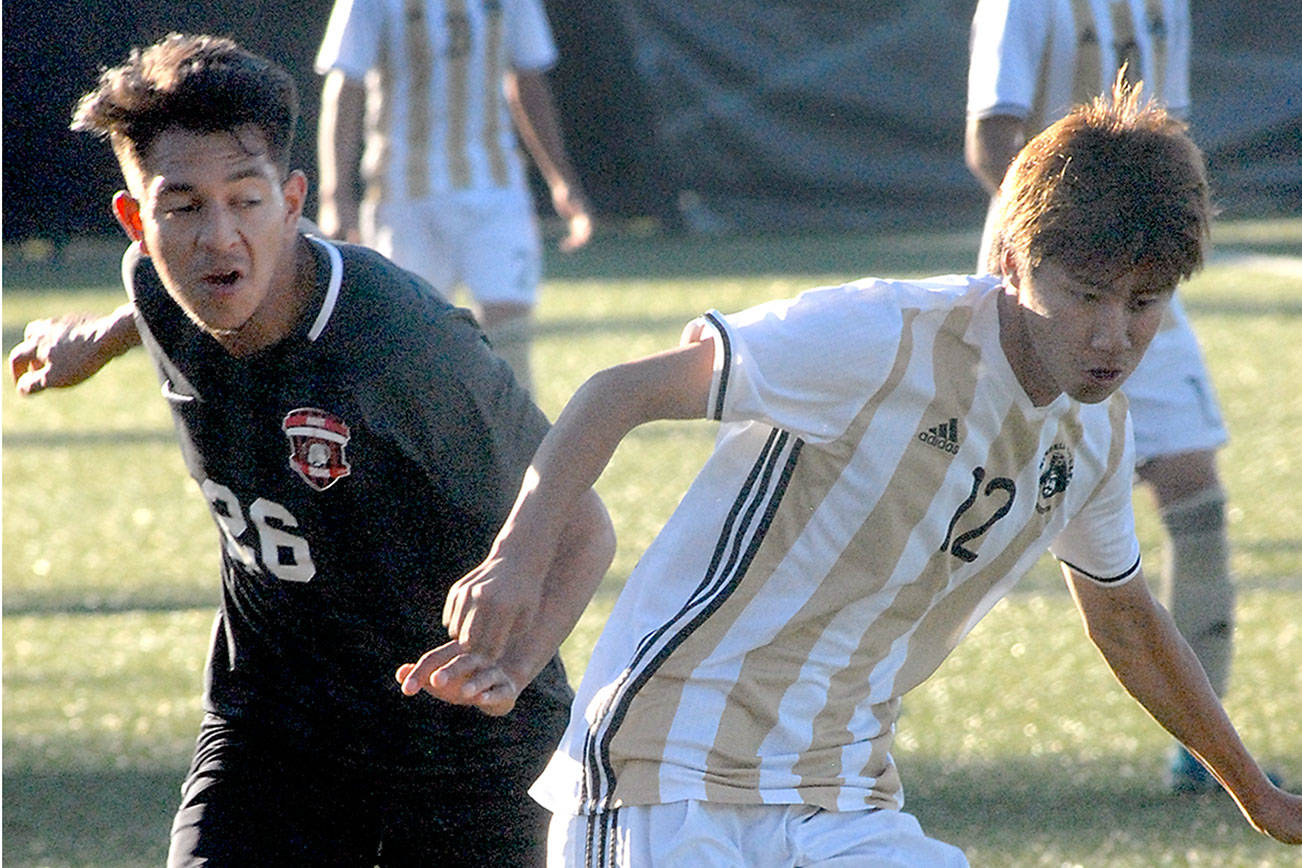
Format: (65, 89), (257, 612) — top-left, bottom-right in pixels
(202, 479), (317, 583)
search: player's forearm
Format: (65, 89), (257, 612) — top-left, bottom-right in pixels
(506, 70), (584, 198)
(492, 349), (709, 578)
(500, 489), (615, 688)
(446, 347), (710, 662)
(316, 71), (365, 226)
(1101, 614), (1292, 833)
(96, 303), (144, 357)
(1068, 570), (1280, 813)
(488, 368), (644, 577)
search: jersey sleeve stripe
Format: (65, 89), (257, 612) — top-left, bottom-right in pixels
(702, 311), (731, 421)
(1060, 553), (1142, 585)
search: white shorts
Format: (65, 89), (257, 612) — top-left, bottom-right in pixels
(1124, 296), (1228, 466)
(362, 186), (542, 307)
(549, 801), (968, 868)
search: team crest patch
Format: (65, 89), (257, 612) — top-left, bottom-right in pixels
(1036, 443), (1074, 515)
(282, 408), (352, 491)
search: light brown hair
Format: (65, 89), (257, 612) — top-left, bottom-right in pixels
(990, 76), (1211, 286)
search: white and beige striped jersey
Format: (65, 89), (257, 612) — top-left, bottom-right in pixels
(315, 0), (557, 200)
(966, 0), (1191, 132)
(532, 276), (1142, 816)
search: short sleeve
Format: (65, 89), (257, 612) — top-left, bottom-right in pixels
(684, 284), (904, 445)
(315, 0), (383, 79)
(966, 0), (1045, 119)
(359, 305), (549, 528)
(1049, 416), (1143, 586)
(507, 0), (559, 71)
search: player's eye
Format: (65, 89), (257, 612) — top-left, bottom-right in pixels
(163, 201), (200, 215)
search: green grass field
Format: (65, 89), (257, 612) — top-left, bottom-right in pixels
(4, 221), (1301, 866)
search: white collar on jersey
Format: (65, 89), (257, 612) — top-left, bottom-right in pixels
(304, 234), (343, 342)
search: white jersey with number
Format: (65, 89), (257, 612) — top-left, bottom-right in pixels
(532, 276), (1142, 816)
(966, 0), (1191, 131)
(315, 0), (558, 200)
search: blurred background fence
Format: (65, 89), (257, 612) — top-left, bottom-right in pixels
(4, 0), (1300, 244)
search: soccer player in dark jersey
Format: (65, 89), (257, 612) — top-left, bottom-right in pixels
(8, 33), (614, 867)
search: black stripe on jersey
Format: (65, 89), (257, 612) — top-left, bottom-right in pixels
(578, 427), (803, 812)
(579, 428), (789, 806)
(583, 808), (619, 868)
(703, 311), (731, 421)
(1060, 553), (1142, 584)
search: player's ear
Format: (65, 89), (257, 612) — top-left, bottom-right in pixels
(112, 191), (149, 254)
(281, 170), (307, 225)
(1000, 245), (1021, 288)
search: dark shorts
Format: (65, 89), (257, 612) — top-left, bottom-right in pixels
(168, 712), (560, 867)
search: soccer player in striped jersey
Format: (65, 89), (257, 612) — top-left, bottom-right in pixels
(402, 81), (1302, 865)
(314, 0), (593, 393)
(966, 0), (1238, 793)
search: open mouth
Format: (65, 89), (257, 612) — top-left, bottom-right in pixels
(1086, 367), (1122, 383)
(203, 270), (242, 288)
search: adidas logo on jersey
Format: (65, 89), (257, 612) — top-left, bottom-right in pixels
(918, 417), (960, 454)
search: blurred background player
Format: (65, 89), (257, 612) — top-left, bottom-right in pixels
(965, 0), (1235, 793)
(315, 0), (594, 392)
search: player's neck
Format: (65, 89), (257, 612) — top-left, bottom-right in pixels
(996, 287), (1061, 407)
(215, 234), (315, 358)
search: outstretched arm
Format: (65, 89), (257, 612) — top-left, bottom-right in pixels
(397, 486), (613, 715)
(506, 68), (592, 252)
(1066, 566), (1302, 844)
(9, 303), (141, 396)
(398, 336), (718, 712)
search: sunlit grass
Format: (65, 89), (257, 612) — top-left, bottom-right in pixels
(3, 220), (1300, 866)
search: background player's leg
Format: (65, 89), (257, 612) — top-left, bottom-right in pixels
(479, 302), (535, 393)
(1137, 451), (1234, 793)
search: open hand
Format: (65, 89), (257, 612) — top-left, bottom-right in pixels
(9, 314), (118, 395)
(396, 640), (521, 716)
(442, 555), (541, 662)
(552, 185), (592, 253)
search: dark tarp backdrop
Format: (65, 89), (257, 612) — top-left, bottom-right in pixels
(4, 0), (1299, 242)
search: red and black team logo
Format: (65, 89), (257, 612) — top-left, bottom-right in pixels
(282, 408), (352, 491)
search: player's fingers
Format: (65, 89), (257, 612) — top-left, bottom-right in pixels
(461, 666), (515, 699)
(397, 641), (461, 696)
(470, 680), (520, 717)
(407, 652), (503, 705)
(560, 214), (592, 253)
(8, 338), (39, 382)
(457, 602), (511, 661)
(14, 364), (49, 396)
(431, 653), (490, 692)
